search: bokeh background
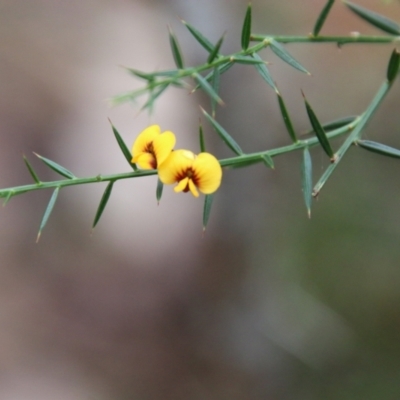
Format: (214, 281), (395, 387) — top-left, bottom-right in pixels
(1, 0), (400, 399)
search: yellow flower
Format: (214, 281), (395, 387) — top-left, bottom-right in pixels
(131, 125), (176, 169)
(158, 149), (222, 197)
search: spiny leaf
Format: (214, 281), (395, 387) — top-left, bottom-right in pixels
(2, 191), (13, 206)
(211, 67), (220, 117)
(203, 194), (214, 231)
(124, 67), (155, 81)
(301, 147), (313, 218)
(313, 0), (335, 37)
(193, 62), (233, 92)
(269, 39), (310, 75)
(304, 115), (358, 134)
(141, 84), (169, 113)
(357, 140), (400, 158)
(146, 70), (179, 78)
(241, 3), (252, 50)
(92, 181), (114, 229)
(208, 34), (225, 64)
(276, 90), (298, 143)
(343, 0), (400, 35)
(230, 55), (266, 65)
(193, 73), (223, 105)
(109, 87), (149, 106)
(168, 25), (185, 69)
(181, 20), (214, 52)
(252, 53), (276, 90)
(34, 153), (76, 179)
(23, 155), (41, 184)
(261, 154), (274, 169)
(109, 119), (137, 171)
(303, 92), (335, 160)
(37, 186), (60, 242)
(202, 108), (244, 155)
(199, 122), (206, 152)
(156, 178), (164, 204)
(387, 48), (400, 83)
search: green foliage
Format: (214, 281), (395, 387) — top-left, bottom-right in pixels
(92, 181), (114, 229)
(202, 194), (214, 231)
(344, 0), (400, 35)
(241, 3), (252, 50)
(1, 1), (400, 235)
(313, 0), (335, 36)
(302, 92), (335, 160)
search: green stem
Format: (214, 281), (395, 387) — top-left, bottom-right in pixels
(113, 34), (398, 105)
(0, 119), (359, 200)
(251, 34), (400, 45)
(312, 80), (391, 196)
(220, 117), (359, 167)
(0, 170), (157, 199)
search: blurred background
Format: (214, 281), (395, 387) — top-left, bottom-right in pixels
(1, 0), (400, 399)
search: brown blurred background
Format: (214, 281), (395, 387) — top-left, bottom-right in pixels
(1, 0), (400, 399)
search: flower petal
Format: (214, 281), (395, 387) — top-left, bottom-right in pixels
(135, 152), (157, 170)
(174, 177), (189, 193)
(131, 125), (160, 159)
(153, 131), (176, 166)
(188, 179), (199, 197)
(158, 149), (195, 184)
(193, 152), (222, 194)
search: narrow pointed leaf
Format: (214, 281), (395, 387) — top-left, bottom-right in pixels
(211, 67), (220, 117)
(109, 119), (137, 171)
(124, 67), (155, 81)
(343, 1), (400, 35)
(357, 140), (400, 159)
(215, 61), (234, 77)
(193, 73), (223, 105)
(199, 123), (206, 152)
(303, 94), (335, 160)
(312, 0), (335, 36)
(387, 48), (400, 83)
(276, 90), (298, 143)
(301, 147), (313, 218)
(147, 70), (179, 78)
(202, 108), (244, 155)
(92, 181), (114, 229)
(203, 194), (214, 231)
(270, 39), (310, 75)
(261, 154), (274, 169)
(34, 153), (76, 179)
(193, 62), (233, 92)
(37, 186), (60, 242)
(252, 53), (276, 90)
(230, 55), (266, 65)
(110, 87), (149, 106)
(168, 26), (185, 69)
(208, 34), (224, 64)
(3, 191), (13, 206)
(156, 178), (164, 204)
(23, 155), (41, 184)
(304, 115), (358, 134)
(241, 3), (252, 50)
(141, 83), (169, 113)
(181, 20), (214, 52)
